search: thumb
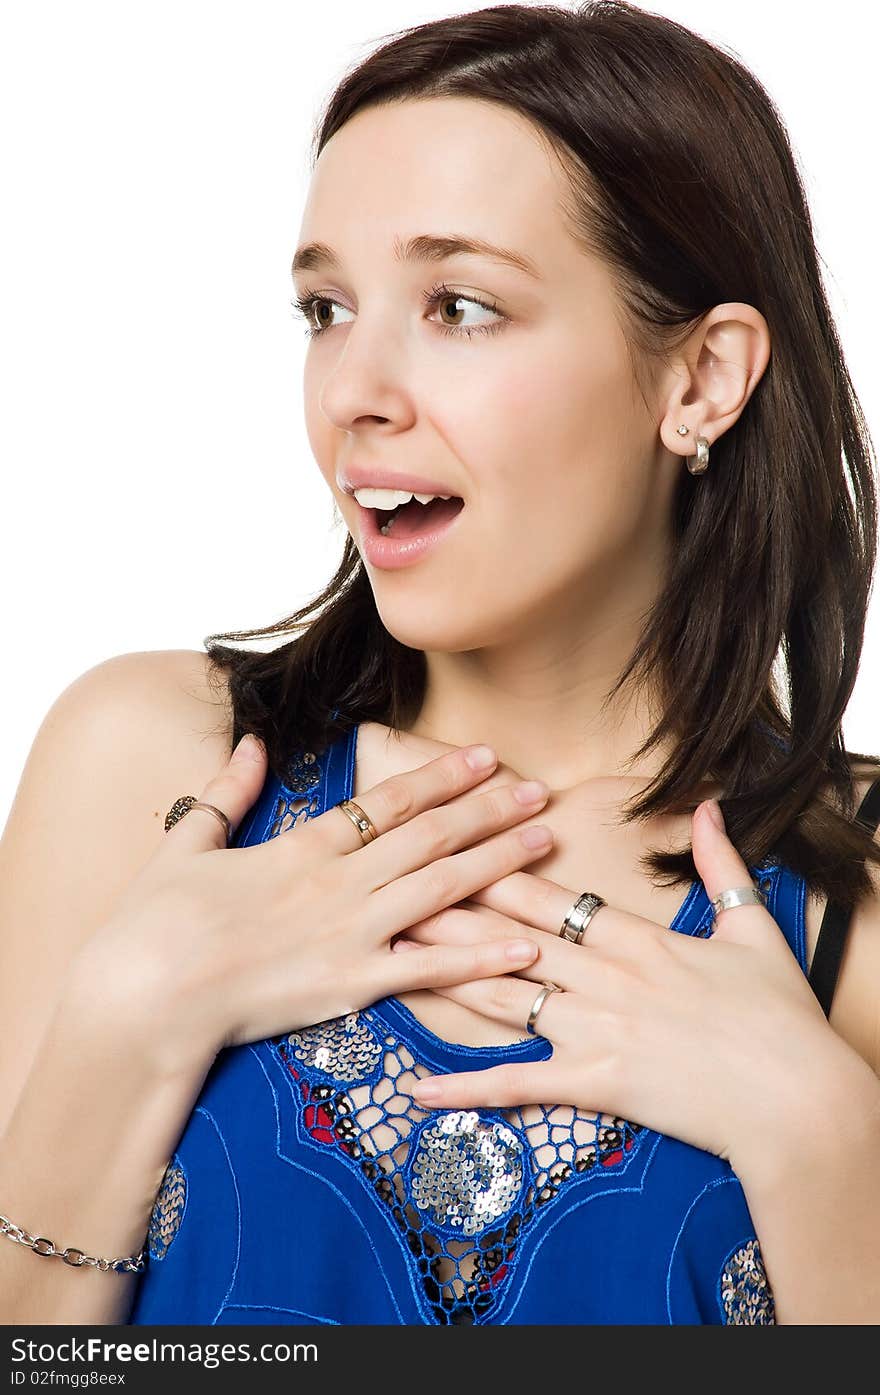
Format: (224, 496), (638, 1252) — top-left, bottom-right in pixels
(692, 798), (769, 944)
(165, 731), (267, 852)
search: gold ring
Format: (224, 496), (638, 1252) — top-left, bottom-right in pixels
(336, 798), (379, 845)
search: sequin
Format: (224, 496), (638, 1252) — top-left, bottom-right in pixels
(285, 1012), (384, 1084)
(276, 1001), (649, 1321)
(408, 1111), (529, 1238)
(270, 751), (322, 835)
(147, 1156), (187, 1261)
(283, 748), (320, 795)
(266, 742), (660, 1322)
(720, 1237), (776, 1324)
(137, 734), (800, 1328)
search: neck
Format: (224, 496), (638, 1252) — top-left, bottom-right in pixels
(405, 615), (675, 797)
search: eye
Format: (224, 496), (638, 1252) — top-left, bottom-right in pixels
(289, 293), (355, 335)
(424, 284), (506, 339)
(289, 282), (507, 341)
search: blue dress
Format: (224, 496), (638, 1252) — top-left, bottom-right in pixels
(128, 721), (791, 1325)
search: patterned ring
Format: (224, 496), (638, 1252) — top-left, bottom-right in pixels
(710, 884), (766, 926)
(526, 981), (561, 1036)
(335, 798), (379, 846)
(558, 890), (607, 944)
(164, 795), (231, 846)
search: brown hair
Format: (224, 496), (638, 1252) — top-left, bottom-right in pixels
(204, 1), (880, 912)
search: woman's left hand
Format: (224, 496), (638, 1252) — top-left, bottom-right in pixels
(398, 798), (848, 1175)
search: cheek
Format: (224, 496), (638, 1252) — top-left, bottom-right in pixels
(527, 330), (640, 486)
(303, 397), (335, 491)
(432, 329), (649, 558)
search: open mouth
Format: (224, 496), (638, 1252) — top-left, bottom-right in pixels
(371, 495), (465, 538)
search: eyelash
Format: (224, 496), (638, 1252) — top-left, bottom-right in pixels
(289, 281), (507, 341)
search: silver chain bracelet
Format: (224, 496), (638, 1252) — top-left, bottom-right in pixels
(0, 1213), (147, 1274)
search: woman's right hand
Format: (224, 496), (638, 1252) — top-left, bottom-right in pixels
(70, 733), (553, 1077)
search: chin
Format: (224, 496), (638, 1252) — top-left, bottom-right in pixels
(370, 595), (500, 654)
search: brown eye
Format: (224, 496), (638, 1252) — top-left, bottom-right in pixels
(424, 283), (506, 339)
(291, 284), (506, 341)
(437, 294), (467, 327)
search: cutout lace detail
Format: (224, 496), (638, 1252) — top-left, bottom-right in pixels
(277, 1012), (646, 1324)
(271, 751), (321, 835)
(719, 1237), (776, 1324)
(147, 1156), (187, 1261)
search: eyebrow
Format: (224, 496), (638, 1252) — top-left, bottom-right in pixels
(291, 232), (542, 281)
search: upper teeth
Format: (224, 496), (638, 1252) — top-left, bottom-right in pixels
(353, 487), (453, 509)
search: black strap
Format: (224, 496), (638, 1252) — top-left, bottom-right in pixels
(808, 775), (880, 1017)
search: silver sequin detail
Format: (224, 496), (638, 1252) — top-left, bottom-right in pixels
(720, 1237), (776, 1324)
(287, 1012), (383, 1084)
(409, 1110), (527, 1238)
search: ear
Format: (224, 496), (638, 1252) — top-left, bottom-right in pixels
(692, 798), (778, 947)
(657, 302), (772, 459)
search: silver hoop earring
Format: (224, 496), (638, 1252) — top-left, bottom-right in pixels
(687, 435), (710, 475)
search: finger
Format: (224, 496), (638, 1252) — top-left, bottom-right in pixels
(396, 912), (600, 999)
(427, 973), (567, 1041)
(395, 910), (567, 978)
(363, 773), (552, 889)
(465, 871), (665, 958)
(396, 903), (534, 948)
(411, 1061), (557, 1110)
(372, 819), (553, 935)
(377, 935), (541, 1000)
(307, 743), (505, 855)
(692, 799), (770, 943)
(163, 732), (268, 855)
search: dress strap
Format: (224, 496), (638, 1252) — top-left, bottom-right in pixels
(808, 775), (880, 1017)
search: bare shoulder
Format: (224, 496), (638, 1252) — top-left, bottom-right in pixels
(25, 648), (235, 833)
(72, 646), (233, 756)
(103, 647), (236, 806)
(0, 648), (234, 1134)
(4, 645), (234, 835)
(804, 770), (880, 1079)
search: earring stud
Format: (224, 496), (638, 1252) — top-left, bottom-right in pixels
(676, 425), (689, 436)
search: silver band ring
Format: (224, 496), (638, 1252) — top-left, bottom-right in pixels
(164, 796), (231, 846)
(336, 798), (379, 845)
(710, 884), (766, 924)
(526, 980), (561, 1036)
(559, 891), (606, 944)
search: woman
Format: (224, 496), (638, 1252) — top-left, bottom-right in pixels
(2, 2), (880, 1326)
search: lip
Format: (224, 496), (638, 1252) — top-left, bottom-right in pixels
(338, 465), (464, 500)
(356, 497), (466, 570)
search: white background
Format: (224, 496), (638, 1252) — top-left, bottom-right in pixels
(1, 0), (877, 823)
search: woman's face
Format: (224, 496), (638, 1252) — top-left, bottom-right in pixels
(293, 95), (679, 653)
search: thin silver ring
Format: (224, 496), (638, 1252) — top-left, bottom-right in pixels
(526, 981), (561, 1036)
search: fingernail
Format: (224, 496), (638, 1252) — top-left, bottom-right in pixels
(392, 938), (415, 952)
(465, 744), (497, 770)
(231, 733), (259, 761)
(505, 939), (537, 961)
(412, 1080), (442, 1101)
(704, 798), (725, 831)
(514, 779), (549, 806)
(521, 824), (553, 849)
